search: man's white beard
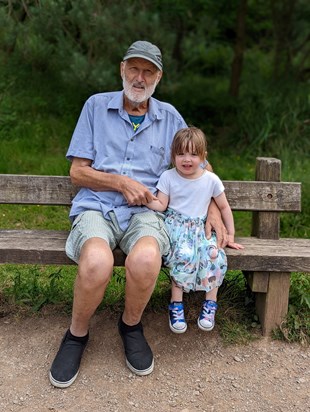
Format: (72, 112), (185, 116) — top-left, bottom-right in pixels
(122, 76), (157, 105)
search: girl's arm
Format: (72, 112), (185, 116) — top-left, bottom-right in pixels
(146, 190), (169, 212)
(213, 192), (244, 250)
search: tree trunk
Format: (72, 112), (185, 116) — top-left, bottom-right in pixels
(229, 0), (248, 97)
(271, 0), (297, 80)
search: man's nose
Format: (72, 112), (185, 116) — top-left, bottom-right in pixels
(136, 71), (145, 82)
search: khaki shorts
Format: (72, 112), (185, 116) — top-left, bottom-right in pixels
(65, 210), (170, 264)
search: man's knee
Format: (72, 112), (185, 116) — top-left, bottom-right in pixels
(78, 238), (114, 286)
(125, 237), (161, 274)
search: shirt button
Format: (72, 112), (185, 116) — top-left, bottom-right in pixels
(130, 138), (134, 141)
(126, 157), (130, 161)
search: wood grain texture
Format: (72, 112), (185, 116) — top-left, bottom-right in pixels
(0, 175), (301, 211)
(0, 231), (309, 272)
(255, 272), (291, 335)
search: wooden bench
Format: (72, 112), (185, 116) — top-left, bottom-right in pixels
(0, 157), (309, 335)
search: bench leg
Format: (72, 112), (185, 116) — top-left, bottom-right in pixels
(254, 272), (291, 336)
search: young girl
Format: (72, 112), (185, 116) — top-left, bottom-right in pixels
(147, 127), (243, 333)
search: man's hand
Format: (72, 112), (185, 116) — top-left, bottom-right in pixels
(120, 176), (156, 206)
(205, 200), (228, 248)
(70, 158), (156, 206)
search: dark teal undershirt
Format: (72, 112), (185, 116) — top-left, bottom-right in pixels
(128, 114), (145, 132)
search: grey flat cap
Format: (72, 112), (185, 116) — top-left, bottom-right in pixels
(123, 40), (163, 71)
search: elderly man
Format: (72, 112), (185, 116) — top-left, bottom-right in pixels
(49, 40), (226, 388)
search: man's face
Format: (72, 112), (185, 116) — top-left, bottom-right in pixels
(120, 58), (162, 104)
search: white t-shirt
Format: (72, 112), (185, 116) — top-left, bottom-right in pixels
(156, 168), (224, 218)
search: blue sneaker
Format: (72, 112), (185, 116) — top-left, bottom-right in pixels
(198, 300), (218, 331)
(168, 302), (187, 334)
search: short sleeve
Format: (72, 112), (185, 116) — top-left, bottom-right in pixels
(212, 174), (225, 198)
(66, 97), (95, 161)
(156, 170), (171, 196)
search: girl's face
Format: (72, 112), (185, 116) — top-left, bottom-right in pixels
(174, 145), (204, 179)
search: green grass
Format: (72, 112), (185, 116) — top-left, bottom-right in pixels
(0, 265), (74, 316)
(0, 263), (263, 345)
(0, 205), (70, 230)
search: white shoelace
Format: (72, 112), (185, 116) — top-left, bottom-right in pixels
(201, 305), (216, 320)
(171, 308), (184, 321)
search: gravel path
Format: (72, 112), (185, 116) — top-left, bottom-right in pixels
(0, 310), (309, 411)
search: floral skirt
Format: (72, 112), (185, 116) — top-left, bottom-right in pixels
(163, 208), (227, 293)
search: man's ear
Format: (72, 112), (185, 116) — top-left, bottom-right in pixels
(156, 70), (163, 85)
(120, 61), (125, 78)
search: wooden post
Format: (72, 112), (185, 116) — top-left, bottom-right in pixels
(255, 272), (291, 336)
(249, 158), (291, 335)
(252, 157), (281, 240)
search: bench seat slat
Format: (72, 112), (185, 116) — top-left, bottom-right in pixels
(0, 230), (309, 272)
(0, 175), (301, 211)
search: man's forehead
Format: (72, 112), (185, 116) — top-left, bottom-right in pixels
(124, 57), (159, 70)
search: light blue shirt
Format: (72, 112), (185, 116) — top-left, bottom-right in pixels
(66, 91), (187, 230)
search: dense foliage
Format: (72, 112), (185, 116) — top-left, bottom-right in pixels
(0, 0), (309, 151)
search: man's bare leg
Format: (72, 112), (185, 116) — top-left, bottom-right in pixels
(70, 238), (114, 336)
(119, 236), (161, 375)
(122, 236), (161, 325)
(49, 238), (114, 388)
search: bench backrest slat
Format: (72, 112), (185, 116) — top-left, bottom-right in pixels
(0, 175), (77, 206)
(0, 175), (301, 212)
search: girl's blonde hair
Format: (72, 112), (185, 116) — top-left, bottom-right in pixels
(170, 126), (207, 166)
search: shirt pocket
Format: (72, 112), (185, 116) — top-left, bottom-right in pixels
(148, 145), (167, 176)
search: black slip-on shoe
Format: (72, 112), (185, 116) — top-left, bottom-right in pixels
(118, 317), (154, 376)
(49, 329), (89, 388)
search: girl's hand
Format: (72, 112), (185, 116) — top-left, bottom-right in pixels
(227, 235), (244, 250)
(227, 241), (244, 250)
